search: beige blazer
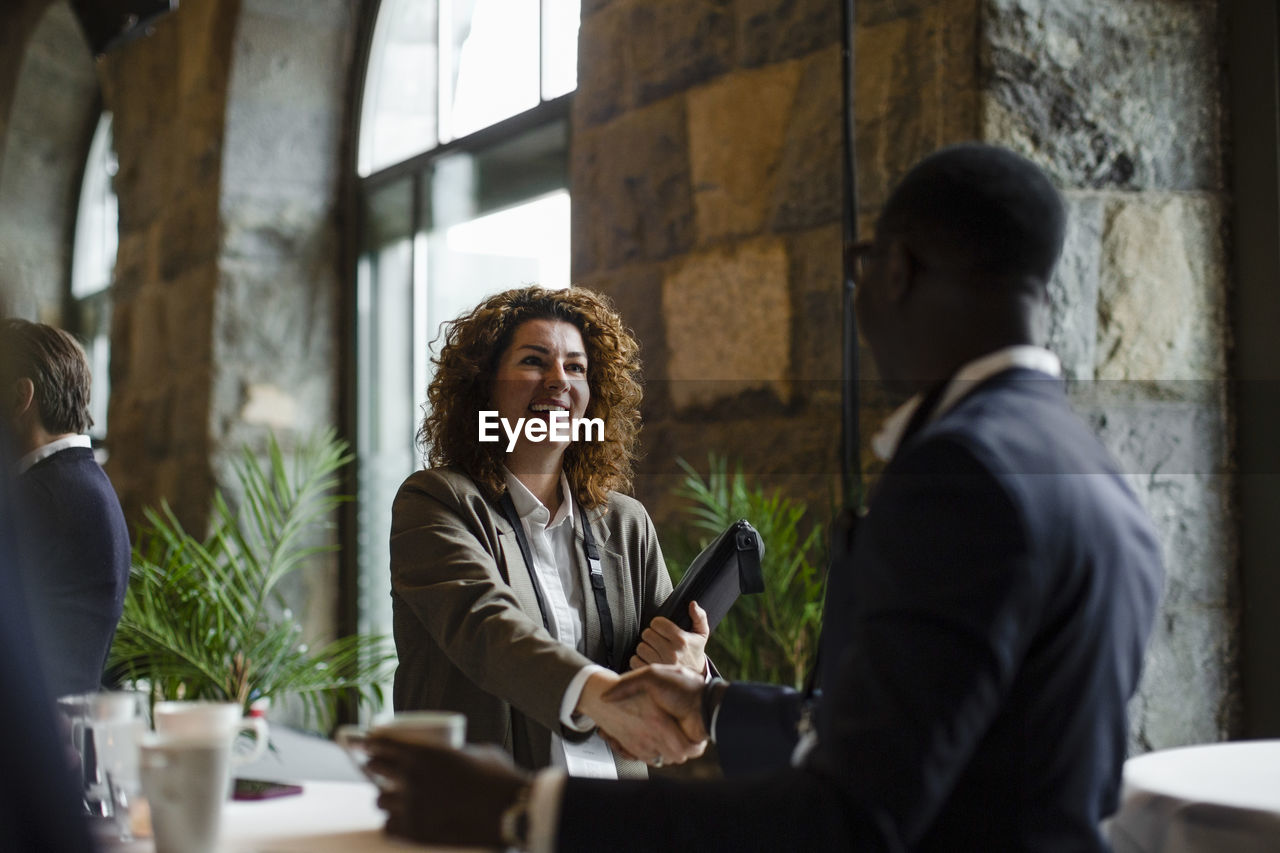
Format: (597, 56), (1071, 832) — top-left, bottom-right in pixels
(389, 467), (672, 776)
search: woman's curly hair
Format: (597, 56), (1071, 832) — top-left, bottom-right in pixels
(419, 286), (643, 509)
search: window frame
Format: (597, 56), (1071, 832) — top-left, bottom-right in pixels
(340, 0), (575, 710)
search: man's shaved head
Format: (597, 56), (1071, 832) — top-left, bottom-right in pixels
(878, 143), (1067, 287)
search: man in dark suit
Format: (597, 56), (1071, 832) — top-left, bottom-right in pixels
(2, 319), (131, 697)
(367, 143), (1166, 852)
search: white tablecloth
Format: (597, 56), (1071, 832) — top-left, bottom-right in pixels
(1109, 740), (1280, 853)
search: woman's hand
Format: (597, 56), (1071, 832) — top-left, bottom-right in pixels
(630, 601), (709, 675)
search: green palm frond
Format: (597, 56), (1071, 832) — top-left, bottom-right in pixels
(109, 429), (394, 730)
(664, 455), (826, 689)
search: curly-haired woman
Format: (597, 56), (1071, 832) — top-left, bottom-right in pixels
(390, 286), (709, 779)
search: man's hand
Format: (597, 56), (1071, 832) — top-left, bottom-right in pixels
(366, 735), (528, 847)
(576, 669), (707, 767)
(631, 601), (710, 675)
(603, 663), (713, 743)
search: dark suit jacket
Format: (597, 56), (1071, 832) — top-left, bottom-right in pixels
(558, 369), (1164, 852)
(390, 467), (671, 776)
(16, 446), (131, 698)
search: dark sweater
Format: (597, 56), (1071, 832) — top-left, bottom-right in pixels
(16, 445), (130, 697)
(1, 432), (96, 852)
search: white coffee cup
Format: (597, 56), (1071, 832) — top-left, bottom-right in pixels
(152, 701), (269, 766)
(140, 733), (231, 853)
(336, 711), (466, 785)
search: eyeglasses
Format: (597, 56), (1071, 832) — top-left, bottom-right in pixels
(848, 239), (877, 284)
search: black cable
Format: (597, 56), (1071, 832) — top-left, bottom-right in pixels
(840, 0), (863, 511)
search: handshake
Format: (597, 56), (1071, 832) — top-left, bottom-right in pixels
(576, 663), (724, 768)
(572, 598), (718, 768)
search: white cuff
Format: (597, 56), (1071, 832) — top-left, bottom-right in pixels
(560, 664), (610, 731)
(527, 769), (567, 853)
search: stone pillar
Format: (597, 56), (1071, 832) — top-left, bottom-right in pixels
(97, 0), (241, 530)
(215, 0), (355, 462)
(214, 0), (358, 657)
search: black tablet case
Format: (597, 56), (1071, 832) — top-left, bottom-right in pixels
(656, 519), (766, 633)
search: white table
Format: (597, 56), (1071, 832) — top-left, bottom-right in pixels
(108, 781), (486, 852)
(219, 780), (412, 852)
(1109, 740), (1280, 852)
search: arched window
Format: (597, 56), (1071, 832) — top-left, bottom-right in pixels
(69, 111), (118, 446)
(354, 0), (579, 657)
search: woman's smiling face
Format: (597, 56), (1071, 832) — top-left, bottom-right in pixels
(490, 318), (591, 453)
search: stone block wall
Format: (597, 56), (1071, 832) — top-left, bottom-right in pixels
(573, 0), (849, 528)
(983, 0), (1236, 747)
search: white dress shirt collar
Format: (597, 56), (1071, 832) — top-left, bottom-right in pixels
(871, 346), (1062, 461)
(503, 469), (574, 531)
(17, 434), (92, 475)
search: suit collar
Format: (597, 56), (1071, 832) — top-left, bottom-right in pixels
(871, 346), (1062, 461)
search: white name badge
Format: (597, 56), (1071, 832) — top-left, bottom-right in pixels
(562, 732), (618, 779)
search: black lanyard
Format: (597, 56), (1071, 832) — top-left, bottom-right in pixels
(497, 492), (617, 672)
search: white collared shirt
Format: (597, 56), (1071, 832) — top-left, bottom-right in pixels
(870, 346), (1063, 461)
(16, 434), (92, 475)
(503, 470), (586, 652)
(502, 470), (616, 779)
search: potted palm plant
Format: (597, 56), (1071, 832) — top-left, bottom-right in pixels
(109, 429), (393, 730)
(663, 456), (827, 689)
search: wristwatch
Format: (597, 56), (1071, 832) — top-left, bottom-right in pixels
(499, 782), (533, 850)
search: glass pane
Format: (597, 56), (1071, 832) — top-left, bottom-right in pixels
(70, 113), (117, 299)
(359, 0), (439, 176)
(443, 0), (540, 141)
(70, 113), (117, 444)
(75, 291), (112, 443)
(432, 118), (568, 226)
(356, 178), (417, 689)
(424, 185), (570, 347)
(541, 0), (580, 100)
